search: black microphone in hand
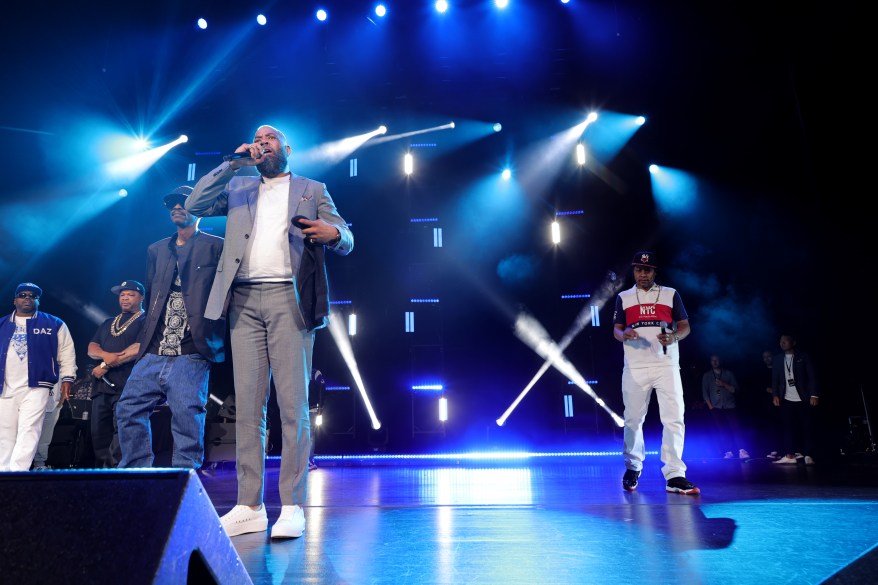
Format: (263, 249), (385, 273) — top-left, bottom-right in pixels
(661, 322), (668, 354)
(223, 149), (264, 162)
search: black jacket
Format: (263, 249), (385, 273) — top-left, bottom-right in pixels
(138, 231), (226, 363)
(771, 350), (819, 401)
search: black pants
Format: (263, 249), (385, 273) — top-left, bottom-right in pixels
(91, 393), (122, 468)
(779, 398), (816, 457)
(709, 407), (746, 454)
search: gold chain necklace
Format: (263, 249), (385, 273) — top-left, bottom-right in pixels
(110, 310), (144, 337)
(634, 284), (661, 308)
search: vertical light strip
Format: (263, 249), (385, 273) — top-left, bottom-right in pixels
(348, 313), (357, 336)
(404, 153), (413, 175)
(405, 311), (415, 333)
(564, 394), (573, 418)
(591, 305), (600, 327)
(187, 163), (196, 182)
(551, 221), (561, 244)
(438, 397), (448, 422)
(433, 227), (443, 248)
(350, 158), (358, 177)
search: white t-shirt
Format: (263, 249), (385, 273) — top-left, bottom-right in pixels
(783, 353), (801, 401)
(2, 316), (32, 397)
(238, 174), (292, 282)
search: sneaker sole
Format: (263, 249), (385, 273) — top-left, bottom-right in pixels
(622, 483), (638, 492)
(666, 486), (701, 495)
(223, 518), (268, 537)
(271, 527), (305, 539)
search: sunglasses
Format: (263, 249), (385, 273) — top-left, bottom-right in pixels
(16, 292), (39, 299)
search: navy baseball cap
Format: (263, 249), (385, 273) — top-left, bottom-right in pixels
(631, 251), (658, 270)
(110, 280), (146, 296)
(15, 282), (42, 298)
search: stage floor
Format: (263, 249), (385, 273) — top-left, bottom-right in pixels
(197, 453), (878, 585)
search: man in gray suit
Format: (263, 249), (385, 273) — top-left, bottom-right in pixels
(187, 124), (353, 539)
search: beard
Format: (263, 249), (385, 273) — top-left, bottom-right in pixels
(257, 147), (288, 178)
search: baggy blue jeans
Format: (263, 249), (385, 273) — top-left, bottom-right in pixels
(116, 353), (210, 469)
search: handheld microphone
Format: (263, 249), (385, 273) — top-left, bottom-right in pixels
(661, 322), (668, 355)
(223, 149), (264, 162)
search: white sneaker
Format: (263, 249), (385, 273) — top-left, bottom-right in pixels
(773, 455), (798, 464)
(723, 451), (735, 459)
(220, 504), (268, 537)
(739, 449), (750, 459)
(804, 456), (816, 465)
(271, 505), (305, 539)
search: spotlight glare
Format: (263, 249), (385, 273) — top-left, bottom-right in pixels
(551, 221), (561, 244)
(404, 153), (413, 175)
(649, 164), (658, 174)
(435, 1), (449, 13)
(636, 116), (646, 126)
(495, 0), (509, 9)
(493, 123), (502, 132)
(118, 189), (128, 198)
(586, 112), (598, 123)
(378, 125), (387, 134)
(196, 18), (207, 30)
(179, 134), (188, 143)
(316, 9), (328, 21)
(449, 121), (455, 129)
(576, 143), (586, 165)
(375, 4), (387, 17)
(256, 14), (267, 26)
(501, 168), (511, 181)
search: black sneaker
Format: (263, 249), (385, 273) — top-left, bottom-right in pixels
(622, 469), (641, 491)
(666, 476), (700, 495)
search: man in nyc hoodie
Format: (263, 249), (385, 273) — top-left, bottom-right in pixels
(0, 282), (76, 470)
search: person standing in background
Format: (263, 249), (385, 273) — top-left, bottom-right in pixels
(771, 333), (820, 465)
(702, 354), (749, 459)
(87, 280), (146, 467)
(0, 283), (76, 471)
(115, 187), (225, 470)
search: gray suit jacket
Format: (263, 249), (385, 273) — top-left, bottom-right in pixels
(186, 161), (353, 329)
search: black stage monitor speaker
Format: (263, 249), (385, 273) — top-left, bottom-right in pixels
(0, 469), (252, 585)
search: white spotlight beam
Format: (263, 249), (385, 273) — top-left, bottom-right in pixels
(497, 272), (627, 427)
(327, 309), (381, 430)
(297, 126), (386, 166)
(502, 310), (623, 427)
(105, 135), (188, 181)
(366, 122), (454, 146)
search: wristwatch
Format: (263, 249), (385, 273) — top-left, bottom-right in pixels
(100, 361), (109, 370)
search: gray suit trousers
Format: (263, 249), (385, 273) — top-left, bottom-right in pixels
(229, 282), (313, 506)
